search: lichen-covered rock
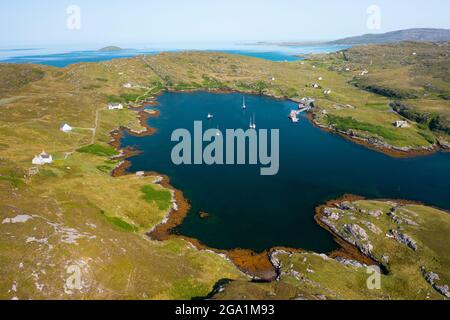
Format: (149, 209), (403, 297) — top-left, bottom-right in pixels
(360, 242), (374, 256)
(388, 210), (418, 226)
(361, 220), (382, 235)
(336, 202), (355, 211)
(421, 267), (450, 298)
(389, 230), (418, 251)
(335, 257), (367, 269)
(323, 208), (340, 220)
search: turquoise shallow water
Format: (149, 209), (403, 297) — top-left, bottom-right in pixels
(121, 92), (450, 253)
(0, 44), (349, 66)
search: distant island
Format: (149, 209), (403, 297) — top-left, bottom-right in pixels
(98, 46), (123, 52)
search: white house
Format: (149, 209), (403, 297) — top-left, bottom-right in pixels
(108, 103), (124, 110)
(323, 89), (332, 95)
(122, 83), (133, 88)
(394, 120), (410, 128)
(32, 151), (53, 165)
(60, 123), (73, 132)
(318, 77), (323, 81)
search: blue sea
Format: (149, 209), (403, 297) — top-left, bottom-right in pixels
(0, 43), (349, 67)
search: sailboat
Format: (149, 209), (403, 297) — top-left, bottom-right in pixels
(216, 126), (221, 136)
(207, 113), (214, 120)
(249, 114), (256, 129)
(242, 97), (247, 109)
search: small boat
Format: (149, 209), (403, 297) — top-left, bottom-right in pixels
(242, 97), (247, 109)
(207, 113), (214, 120)
(216, 126), (221, 137)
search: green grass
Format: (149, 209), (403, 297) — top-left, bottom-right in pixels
(202, 75), (226, 89)
(141, 185), (172, 211)
(326, 114), (403, 142)
(0, 173), (24, 188)
(173, 82), (202, 91)
(77, 144), (118, 157)
(104, 214), (138, 232)
(96, 165), (114, 173)
(39, 169), (58, 178)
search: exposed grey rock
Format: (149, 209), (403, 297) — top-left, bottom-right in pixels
(360, 242), (374, 256)
(389, 230), (418, 251)
(361, 220), (382, 235)
(319, 217), (339, 234)
(336, 202), (355, 211)
(343, 224), (369, 241)
(388, 210), (418, 226)
(339, 224), (374, 256)
(424, 270), (440, 283)
(2, 215), (33, 224)
(335, 257), (367, 269)
(435, 284), (450, 298)
(323, 208), (340, 220)
(421, 267), (450, 298)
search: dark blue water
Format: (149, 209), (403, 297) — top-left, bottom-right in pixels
(121, 92), (450, 253)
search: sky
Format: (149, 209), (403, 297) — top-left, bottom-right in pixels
(1, 0), (450, 47)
